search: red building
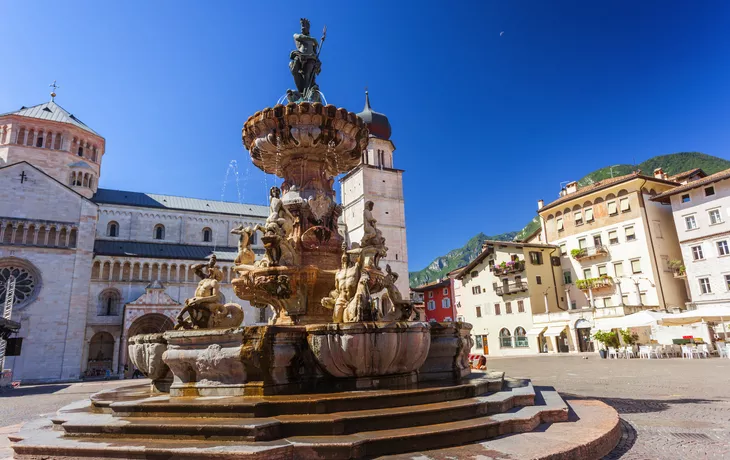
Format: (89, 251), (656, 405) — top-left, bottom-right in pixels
(411, 278), (455, 322)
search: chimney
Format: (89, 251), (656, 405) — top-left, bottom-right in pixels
(565, 181), (578, 194)
(537, 199), (544, 210)
(653, 167), (666, 180)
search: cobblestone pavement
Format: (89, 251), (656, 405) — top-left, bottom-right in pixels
(0, 379), (144, 459)
(490, 354), (730, 459)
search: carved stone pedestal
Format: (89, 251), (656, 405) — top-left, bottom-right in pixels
(127, 333), (172, 393)
(418, 322), (474, 382)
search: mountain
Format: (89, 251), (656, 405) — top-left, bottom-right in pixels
(409, 152), (730, 289)
(408, 231), (518, 287)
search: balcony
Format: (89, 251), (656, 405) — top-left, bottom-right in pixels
(495, 281), (529, 296)
(492, 260), (525, 276)
(571, 245), (609, 261)
(576, 276), (614, 292)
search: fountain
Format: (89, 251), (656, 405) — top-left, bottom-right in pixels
(10, 19), (622, 460)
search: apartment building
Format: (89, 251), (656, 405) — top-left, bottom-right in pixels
(533, 168), (691, 352)
(652, 168), (730, 309)
(411, 278), (456, 322)
(457, 240), (565, 356)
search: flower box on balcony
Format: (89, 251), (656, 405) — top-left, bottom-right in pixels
(576, 276), (614, 291)
(572, 246), (609, 261)
(492, 260), (525, 276)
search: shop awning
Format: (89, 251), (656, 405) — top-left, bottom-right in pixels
(543, 325), (567, 337)
(525, 326), (547, 336)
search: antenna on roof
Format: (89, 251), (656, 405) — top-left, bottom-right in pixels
(49, 80), (60, 102)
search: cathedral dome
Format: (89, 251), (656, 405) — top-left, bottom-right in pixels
(357, 91), (391, 141)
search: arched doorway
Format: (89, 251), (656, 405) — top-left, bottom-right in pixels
(575, 319), (594, 352)
(87, 332), (115, 377)
(123, 314), (175, 377)
(557, 329), (570, 353)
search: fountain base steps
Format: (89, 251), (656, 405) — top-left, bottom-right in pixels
(11, 373), (619, 459)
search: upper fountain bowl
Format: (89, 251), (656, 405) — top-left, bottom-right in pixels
(243, 103), (370, 178)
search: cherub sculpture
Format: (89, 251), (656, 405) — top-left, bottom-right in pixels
(231, 225), (256, 268)
(175, 255), (244, 330)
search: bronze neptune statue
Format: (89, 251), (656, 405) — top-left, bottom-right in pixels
(288, 18), (325, 102)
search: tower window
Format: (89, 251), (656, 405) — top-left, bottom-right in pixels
(154, 224), (165, 240)
(78, 146), (83, 157)
(108, 221), (119, 238)
(203, 227), (212, 242)
(36, 136), (44, 147)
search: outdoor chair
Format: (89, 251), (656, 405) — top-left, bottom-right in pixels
(608, 347), (619, 359)
(650, 346), (664, 359)
(697, 343), (710, 358)
(718, 345), (728, 358)
(624, 346), (636, 359)
(638, 346), (650, 359)
(681, 345), (698, 359)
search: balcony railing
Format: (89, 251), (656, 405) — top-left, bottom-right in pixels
(571, 245), (609, 261)
(495, 281), (529, 296)
(576, 276), (614, 291)
(492, 260), (525, 276)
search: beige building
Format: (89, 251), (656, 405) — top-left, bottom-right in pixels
(457, 240), (565, 356)
(341, 92), (408, 295)
(533, 168), (694, 352)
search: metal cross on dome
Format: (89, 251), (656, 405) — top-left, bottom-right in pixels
(49, 80), (60, 101)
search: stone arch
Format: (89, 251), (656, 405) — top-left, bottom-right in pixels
(154, 224), (165, 240)
(142, 263), (150, 280)
(132, 263), (141, 281)
(160, 264), (169, 282)
(179, 264), (186, 282)
(15, 127), (25, 144)
(26, 129), (35, 146)
(98, 288), (121, 316)
(58, 227), (67, 247)
(102, 261), (111, 280)
(53, 133), (62, 150)
(151, 263), (159, 281)
(617, 189), (629, 197)
(571, 204), (581, 212)
(107, 221), (119, 238)
(582, 200), (592, 207)
(169, 264), (177, 282)
(594, 197), (604, 204)
(87, 332), (115, 373)
(47, 226), (58, 246)
(127, 313), (175, 339)
(122, 262), (131, 281)
(546, 214), (554, 221)
(112, 261), (121, 281)
(13, 223), (24, 245)
(91, 261), (101, 280)
(69, 228), (77, 248)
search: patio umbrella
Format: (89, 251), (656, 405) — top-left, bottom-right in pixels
(660, 306), (730, 338)
(594, 310), (667, 331)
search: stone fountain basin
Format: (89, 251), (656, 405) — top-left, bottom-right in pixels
(127, 333), (171, 391)
(306, 321), (431, 378)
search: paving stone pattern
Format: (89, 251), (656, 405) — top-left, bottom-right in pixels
(490, 355), (730, 459)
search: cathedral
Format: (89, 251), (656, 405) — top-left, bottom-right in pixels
(0, 91), (408, 383)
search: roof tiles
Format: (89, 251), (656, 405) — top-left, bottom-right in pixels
(0, 101), (99, 135)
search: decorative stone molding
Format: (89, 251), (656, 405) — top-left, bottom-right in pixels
(418, 322), (474, 382)
(306, 321), (431, 379)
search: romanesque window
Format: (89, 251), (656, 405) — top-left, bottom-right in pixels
(203, 228), (212, 242)
(0, 261), (40, 309)
(53, 134), (61, 150)
(108, 221), (119, 237)
(98, 289), (121, 316)
(36, 134), (43, 147)
(154, 224), (165, 240)
(15, 128), (25, 144)
(78, 146), (83, 157)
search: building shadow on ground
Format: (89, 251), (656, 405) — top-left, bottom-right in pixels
(0, 384), (70, 398)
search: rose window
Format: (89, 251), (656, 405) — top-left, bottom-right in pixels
(0, 265), (37, 308)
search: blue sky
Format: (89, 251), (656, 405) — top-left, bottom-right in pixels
(2, 1), (730, 271)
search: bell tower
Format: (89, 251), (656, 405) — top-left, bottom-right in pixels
(341, 91), (409, 295)
(0, 87), (105, 199)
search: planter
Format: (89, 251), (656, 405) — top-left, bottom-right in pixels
(306, 322), (431, 380)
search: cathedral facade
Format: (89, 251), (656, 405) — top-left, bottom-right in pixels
(0, 93), (408, 383)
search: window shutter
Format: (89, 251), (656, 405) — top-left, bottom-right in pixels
(585, 208), (594, 221)
(557, 218), (564, 230)
(620, 198), (630, 212)
(574, 211), (582, 222)
(608, 201), (617, 214)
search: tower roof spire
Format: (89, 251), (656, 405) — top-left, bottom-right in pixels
(49, 80), (60, 102)
(356, 89), (391, 140)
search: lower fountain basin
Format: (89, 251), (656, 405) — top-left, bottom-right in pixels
(306, 321), (431, 378)
(127, 333), (171, 392)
